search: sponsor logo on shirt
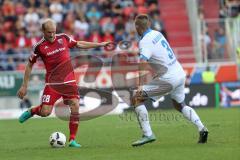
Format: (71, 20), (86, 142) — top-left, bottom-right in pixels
(47, 47), (66, 56)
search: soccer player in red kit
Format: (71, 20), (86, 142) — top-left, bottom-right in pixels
(17, 19), (110, 148)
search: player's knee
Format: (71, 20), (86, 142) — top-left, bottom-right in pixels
(40, 110), (51, 117)
(131, 91), (147, 107)
(40, 105), (52, 117)
(172, 99), (185, 112)
(65, 99), (79, 113)
(64, 99), (78, 106)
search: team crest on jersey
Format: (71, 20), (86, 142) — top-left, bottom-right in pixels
(58, 39), (63, 44)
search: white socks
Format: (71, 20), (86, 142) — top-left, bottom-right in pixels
(135, 104), (205, 136)
(135, 104), (153, 137)
(181, 106), (205, 131)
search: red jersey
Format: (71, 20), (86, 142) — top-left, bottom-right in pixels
(29, 33), (77, 84)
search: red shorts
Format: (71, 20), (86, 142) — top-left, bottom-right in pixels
(41, 83), (79, 106)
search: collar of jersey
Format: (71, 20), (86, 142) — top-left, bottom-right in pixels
(43, 36), (56, 43)
(141, 28), (152, 40)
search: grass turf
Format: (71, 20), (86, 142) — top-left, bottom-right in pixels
(0, 107), (239, 160)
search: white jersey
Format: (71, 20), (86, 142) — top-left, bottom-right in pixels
(139, 29), (185, 79)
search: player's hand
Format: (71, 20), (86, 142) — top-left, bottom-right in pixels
(17, 85), (27, 99)
(100, 41), (112, 47)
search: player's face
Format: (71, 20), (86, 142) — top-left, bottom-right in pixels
(43, 25), (56, 42)
(135, 24), (142, 36)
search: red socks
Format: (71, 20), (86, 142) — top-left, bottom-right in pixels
(69, 113), (79, 141)
(30, 105), (42, 116)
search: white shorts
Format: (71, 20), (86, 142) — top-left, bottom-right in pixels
(142, 76), (185, 103)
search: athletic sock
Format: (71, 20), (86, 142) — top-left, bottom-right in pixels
(30, 105), (42, 116)
(135, 104), (153, 137)
(69, 112), (79, 141)
(181, 106), (205, 131)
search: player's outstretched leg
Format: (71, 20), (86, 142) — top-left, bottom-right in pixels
(18, 105), (42, 123)
(172, 100), (208, 143)
(131, 92), (156, 146)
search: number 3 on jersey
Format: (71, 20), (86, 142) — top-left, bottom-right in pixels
(161, 40), (174, 59)
(42, 95), (51, 103)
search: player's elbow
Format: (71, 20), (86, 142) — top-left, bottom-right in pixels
(76, 42), (88, 49)
(27, 61), (34, 69)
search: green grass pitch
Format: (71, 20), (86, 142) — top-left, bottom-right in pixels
(0, 107), (239, 160)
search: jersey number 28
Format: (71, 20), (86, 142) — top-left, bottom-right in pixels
(42, 95), (51, 103)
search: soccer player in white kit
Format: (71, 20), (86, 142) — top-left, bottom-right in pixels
(131, 14), (208, 146)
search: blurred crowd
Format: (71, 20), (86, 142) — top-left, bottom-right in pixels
(0, 0), (165, 71)
(198, 0), (240, 61)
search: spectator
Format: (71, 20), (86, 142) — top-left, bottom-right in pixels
(86, 0), (99, 12)
(15, 2), (26, 16)
(88, 30), (102, 51)
(74, 15), (89, 40)
(62, 0), (74, 15)
(24, 7), (39, 25)
(115, 16), (125, 31)
(88, 17), (101, 33)
(15, 29), (29, 49)
(102, 17), (115, 34)
(99, 0), (113, 17)
(49, 0), (63, 23)
(219, 5), (228, 27)
(72, 0), (87, 14)
(214, 27), (226, 59)
(125, 15), (135, 34)
(6, 57), (16, 71)
(15, 15), (26, 32)
(63, 12), (75, 32)
(151, 13), (164, 32)
(103, 30), (114, 42)
(2, 0), (15, 21)
(115, 29), (126, 43)
(201, 31), (212, 59)
(201, 66), (215, 84)
(86, 6), (102, 21)
(137, 4), (148, 14)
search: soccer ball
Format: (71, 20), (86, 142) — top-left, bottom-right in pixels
(49, 132), (66, 148)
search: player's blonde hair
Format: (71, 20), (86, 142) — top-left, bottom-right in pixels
(41, 18), (56, 30)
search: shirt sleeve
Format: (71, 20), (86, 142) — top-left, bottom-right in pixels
(139, 40), (152, 61)
(64, 34), (77, 48)
(29, 45), (40, 64)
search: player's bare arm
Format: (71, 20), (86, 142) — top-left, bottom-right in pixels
(17, 62), (34, 99)
(76, 41), (111, 49)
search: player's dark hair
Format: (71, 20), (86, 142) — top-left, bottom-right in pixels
(135, 14), (150, 30)
(42, 23), (46, 31)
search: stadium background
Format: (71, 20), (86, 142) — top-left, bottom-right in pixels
(0, 0), (239, 117)
(0, 0), (239, 160)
